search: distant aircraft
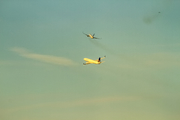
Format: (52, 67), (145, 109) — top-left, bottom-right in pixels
(83, 32), (101, 39)
(83, 56), (106, 65)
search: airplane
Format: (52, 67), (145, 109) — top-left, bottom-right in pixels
(83, 56), (106, 65)
(83, 32), (101, 39)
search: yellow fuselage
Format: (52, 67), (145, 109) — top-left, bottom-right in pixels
(88, 34), (94, 39)
(84, 58), (100, 64)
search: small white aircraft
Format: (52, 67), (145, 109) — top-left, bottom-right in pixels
(83, 32), (101, 39)
(83, 56), (106, 65)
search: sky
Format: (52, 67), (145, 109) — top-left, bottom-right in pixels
(1, 0), (180, 120)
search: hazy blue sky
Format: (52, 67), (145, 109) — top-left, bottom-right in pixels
(1, 0), (180, 120)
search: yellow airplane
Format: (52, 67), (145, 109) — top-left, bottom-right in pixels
(83, 32), (101, 39)
(83, 56), (106, 65)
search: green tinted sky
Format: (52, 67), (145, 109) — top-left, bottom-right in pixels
(1, 0), (180, 120)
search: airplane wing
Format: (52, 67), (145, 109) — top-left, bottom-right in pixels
(82, 32), (89, 37)
(100, 56), (106, 64)
(83, 62), (90, 65)
(93, 37), (101, 39)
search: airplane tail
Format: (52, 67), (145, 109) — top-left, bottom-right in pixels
(99, 56), (106, 63)
(98, 57), (101, 62)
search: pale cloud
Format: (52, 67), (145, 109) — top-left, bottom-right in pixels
(11, 47), (78, 66)
(61, 96), (139, 107)
(3, 96), (140, 114)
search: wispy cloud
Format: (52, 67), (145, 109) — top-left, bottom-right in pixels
(2, 96), (140, 114)
(11, 47), (78, 66)
(62, 96), (139, 107)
